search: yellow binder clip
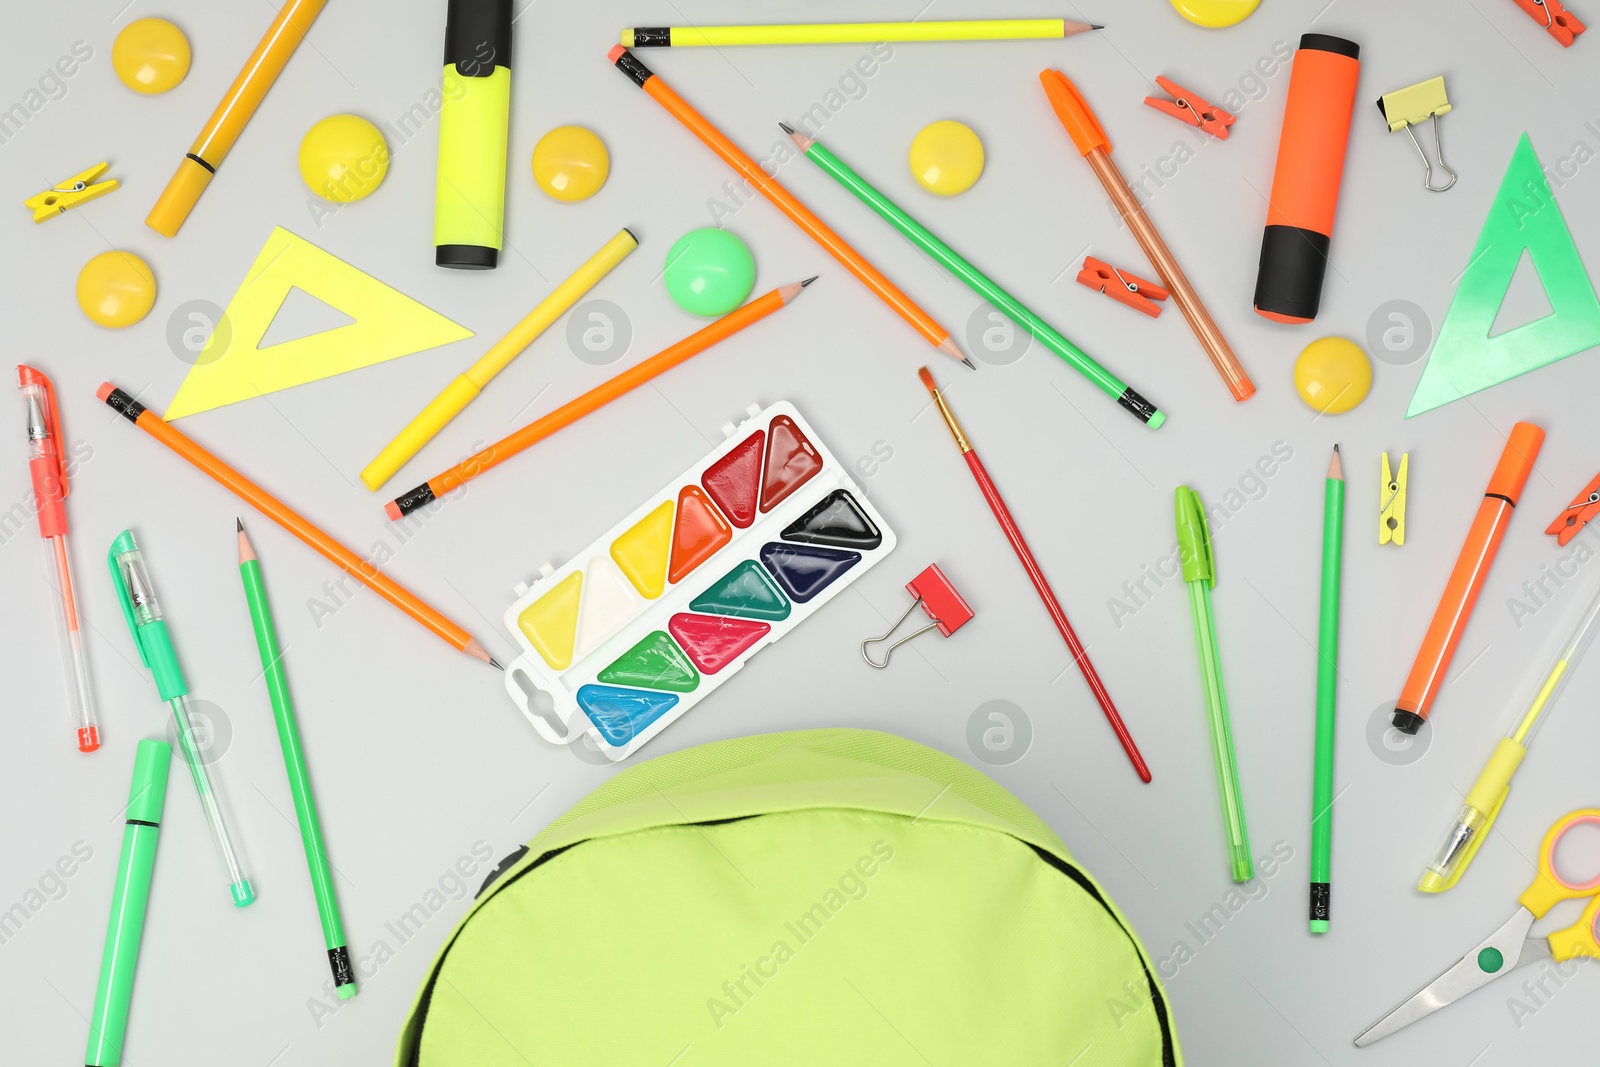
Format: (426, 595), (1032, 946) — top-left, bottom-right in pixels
(1376, 77), (1456, 192)
(25, 162), (120, 223)
(1381, 452), (1408, 546)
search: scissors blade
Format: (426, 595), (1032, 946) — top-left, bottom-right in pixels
(1354, 908), (1535, 1047)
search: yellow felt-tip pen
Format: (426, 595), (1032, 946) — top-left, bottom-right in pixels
(361, 228), (638, 490)
(1418, 577), (1600, 892)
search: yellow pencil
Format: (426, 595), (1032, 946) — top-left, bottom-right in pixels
(620, 19), (1100, 47)
(360, 227), (638, 490)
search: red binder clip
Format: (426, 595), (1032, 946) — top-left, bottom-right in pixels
(1511, 0), (1586, 46)
(1144, 76), (1236, 139)
(1076, 256), (1170, 318)
(861, 564), (973, 668)
(1547, 472), (1600, 545)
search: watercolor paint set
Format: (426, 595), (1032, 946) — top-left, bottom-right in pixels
(502, 401), (897, 759)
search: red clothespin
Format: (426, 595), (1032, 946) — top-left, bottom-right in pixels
(1510, 0), (1586, 46)
(1076, 256), (1170, 318)
(1547, 472), (1600, 545)
(861, 565), (974, 668)
(1143, 76), (1236, 139)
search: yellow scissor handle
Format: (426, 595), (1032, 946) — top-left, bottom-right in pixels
(1547, 894), (1600, 963)
(1518, 809), (1600, 920)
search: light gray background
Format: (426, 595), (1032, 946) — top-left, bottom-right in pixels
(4, 1), (1600, 1063)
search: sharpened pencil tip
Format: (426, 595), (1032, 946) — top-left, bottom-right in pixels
(801, 275), (817, 287)
(962, 356), (977, 370)
(1328, 445), (1343, 480)
(779, 121), (795, 134)
(236, 517), (243, 532)
(490, 658), (504, 671)
(1091, 24), (1104, 30)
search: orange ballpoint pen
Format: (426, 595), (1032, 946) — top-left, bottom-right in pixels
(1039, 69), (1255, 402)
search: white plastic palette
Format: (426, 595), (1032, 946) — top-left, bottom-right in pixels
(503, 401), (897, 760)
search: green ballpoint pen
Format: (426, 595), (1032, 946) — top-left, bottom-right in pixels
(782, 122), (1165, 430)
(237, 520), (356, 998)
(86, 739), (170, 1067)
(1175, 487), (1253, 883)
(109, 529), (255, 907)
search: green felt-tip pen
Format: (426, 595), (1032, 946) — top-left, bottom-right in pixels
(783, 122), (1164, 429)
(1175, 487), (1253, 883)
(237, 520), (356, 998)
(86, 739), (170, 1067)
(1310, 446), (1345, 932)
(434, 0), (513, 269)
(110, 529), (254, 908)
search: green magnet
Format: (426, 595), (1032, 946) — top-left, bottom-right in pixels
(664, 227), (755, 316)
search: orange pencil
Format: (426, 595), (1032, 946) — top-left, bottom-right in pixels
(387, 279), (814, 518)
(609, 45), (970, 368)
(1392, 422), (1544, 734)
(97, 384), (497, 668)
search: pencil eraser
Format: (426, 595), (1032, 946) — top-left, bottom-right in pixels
(337, 983), (358, 1000)
(1147, 410), (1166, 430)
(96, 382), (114, 402)
(384, 500), (402, 521)
(607, 44), (626, 63)
(1309, 919), (1329, 934)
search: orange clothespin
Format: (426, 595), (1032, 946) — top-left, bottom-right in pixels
(1143, 76), (1236, 139)
(1076, 256), (1170, 318)
(1511, 0), (1586, 45)
(1547, 472), (1600, 545)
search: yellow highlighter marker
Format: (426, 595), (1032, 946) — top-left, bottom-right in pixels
(1419, 577), (1600, 892)
(361, 227), (638, 490)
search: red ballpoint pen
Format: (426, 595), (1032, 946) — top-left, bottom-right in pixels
(19, 366), (98, 751)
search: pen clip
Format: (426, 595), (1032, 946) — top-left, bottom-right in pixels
(108, 530), (150, 669)
(17, 365), (68, 496)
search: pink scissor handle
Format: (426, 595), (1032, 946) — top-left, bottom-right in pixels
(1519, 810), (1600, 918)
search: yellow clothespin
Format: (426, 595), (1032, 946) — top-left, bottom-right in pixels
(1381, 452), (1408, 546)
(1376, 77), (1456, 193)
(25, 163), (119, 223)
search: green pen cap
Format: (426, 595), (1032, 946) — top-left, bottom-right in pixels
(108, 529), (188, 699)
(126, 739), (171, 823)
(1174, 486), (1216, 586)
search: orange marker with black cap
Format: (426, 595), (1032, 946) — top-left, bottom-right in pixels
(1254, 34), (1361, 324)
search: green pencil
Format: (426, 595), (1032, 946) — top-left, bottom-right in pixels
(237, 520), (356, 998)
(782, 123), (1165, 430)
(1311, 446), (1344, 933)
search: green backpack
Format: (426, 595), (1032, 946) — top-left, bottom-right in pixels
(395, 729), (1181, 1066)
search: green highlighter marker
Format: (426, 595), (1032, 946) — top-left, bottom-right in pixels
(1175, 487), (1253, 883)
(784, 122), (1165, 430)
(86, 739), (169, 1067)
(110, 530), (254, 908)
(237, 520), (356, 999)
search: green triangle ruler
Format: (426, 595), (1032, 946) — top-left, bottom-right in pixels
(1407, 133), (1600, 418)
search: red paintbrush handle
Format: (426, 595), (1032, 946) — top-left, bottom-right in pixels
(965, 449), (1151, 782)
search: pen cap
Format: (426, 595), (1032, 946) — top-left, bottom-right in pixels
(444, 0), (512, 74)
(126, 740), (172, 824)
(1174, 486), (1215, 585)
(1485, 421), (1544, 504)
(1039, 69), (1109, 155)
(145, 156), (213, 238)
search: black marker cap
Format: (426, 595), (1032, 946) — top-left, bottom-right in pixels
(444, 0), (513, 77)
(436, 244), (498, 270)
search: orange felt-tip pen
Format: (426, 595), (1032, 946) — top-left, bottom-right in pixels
(147, 0), (328, 237)
(1393, 422), (1544, 734)
(1038, 68), (1254, 402)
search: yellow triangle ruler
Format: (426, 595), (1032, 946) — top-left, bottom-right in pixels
(165, 227), (473, 419)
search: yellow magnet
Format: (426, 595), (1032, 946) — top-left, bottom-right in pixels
(1171, 0), (1262, 28)
(1294, 337), (1372, 414)
(909, 121), (984, 196)
(113, 18), (191, 94)
(299, 115), (390, 203)
(532, 126), (610, 202)
(76, 251), (157, 329)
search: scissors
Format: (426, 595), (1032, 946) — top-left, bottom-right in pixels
(1356, 809), (1600, 1045)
